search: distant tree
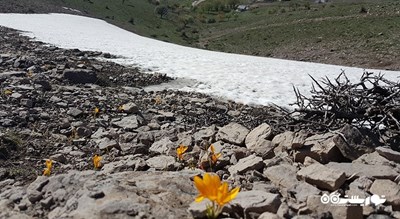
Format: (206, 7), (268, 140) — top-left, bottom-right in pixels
(129, 17), (135, 25)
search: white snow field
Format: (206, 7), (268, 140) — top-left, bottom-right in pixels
(0, 13), (399, 107)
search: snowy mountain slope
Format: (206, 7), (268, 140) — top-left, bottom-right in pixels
(0, 13), (399, 107)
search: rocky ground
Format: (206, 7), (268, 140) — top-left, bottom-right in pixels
(0, 26), (400, 219)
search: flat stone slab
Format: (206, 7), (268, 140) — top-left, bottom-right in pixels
(228, 155), (264, 174)
(297, 163), (346, 191)
(325, 162), (399, 180)
(229, 190), (281, 214)
(376, 147), (400, 163)
(264, 164), (298, 189)
(217, 122), (249, 146)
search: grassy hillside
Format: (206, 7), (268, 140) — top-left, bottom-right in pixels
(1, 0), (399, 70)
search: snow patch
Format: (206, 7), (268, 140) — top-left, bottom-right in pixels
(0, 13), (398, 107)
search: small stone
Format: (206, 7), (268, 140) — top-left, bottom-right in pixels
(146, 155), (177, 170)
(369, 179), (400, 209)
(326, 162), (399, 181)
(245, 123), (273, 150)
(229, 190), (281, 214)
(193, 125), (217, 143)
(294, 133), (345, 164)
(306, 195), (363, 219)
(10, 92), (22, 99)
(149, 137), (175, 155)
(40, 196), (54, 210)
(112, 115), (142, 130)
(228, 155), (264, 174)
(20, 99), (33, 108)
(375, 146), (400, 163)
(297, 163), (346, 191)
(258, 212), (281, 219)
(97, 137), (119, 151)
(332, 125), (375, 160)
(67, 108), (83, 117)
(288, 182), (320, 203)
(121, 102), (139, 114)
(217, 122), (250, 146)
(291, 130), (309, 149)
(88, 191), (105, 199)
(264, 164), (298, 189)
(63, 69), (97, 84)
(272, 131), (295, 153)
(49, 154), (67, 164)
(27, 190), (42, 203)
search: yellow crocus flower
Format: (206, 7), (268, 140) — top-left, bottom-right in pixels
(93, 154), (102, 169)
(43, 159), (53, 176)
(176, 144), (188, 161)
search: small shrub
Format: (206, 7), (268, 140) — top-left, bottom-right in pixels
(207, 18), (216, 23)
(360, 6), (368, 14)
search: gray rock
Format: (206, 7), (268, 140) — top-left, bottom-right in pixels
(245, 123), (273, 150)
(27, 190), (42, 203)
(252, 139), (275, 159)
(326, 162), (399, 180)
(10, 92), (22, 99)
(49, 154), (67, 164)
(332, 125), (376, 160)
(193, 125), (217, 143)
(288, 182), (320, 203)
(0, 71), (25, 79)
(177, 131), (193, 147)
(97, 137), (119, 151)
(264, 164), (299, 189)
(366, 215), (393, 219)
(67, 108), (83, 117)
(306, 195), (363, 219)
(121, 102), (139, 114)
(33, 171), (198, 219)
(20, 98), (33, 108)
(354, 151), (396, 167)
(119, 143), (148, 154)
(40, 196), (54, 210)
(229, 190), (281, 214)
(370, 179), (400, 209)
(297, 163), (346, 191)
(91, 128), (108, 139)
(346, 176), (373, 198)
(272, 131), (295, 153)
(294, 132), (345, 164)
(187, 199), (208, 219)
(119, 132), (137, 143)
(149, 137), (175, 155)
(291, 130), (309, 149)
(258, 212), (281, 219)
(228, 155), (264, 174)
(217, 122), (249, 146)
(375, 146), (400, 163)
(63, 69), (97, 84)
(112, 115), (143, 130)
(146, 155), (177, 170)
(76, 127), (92, 137)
